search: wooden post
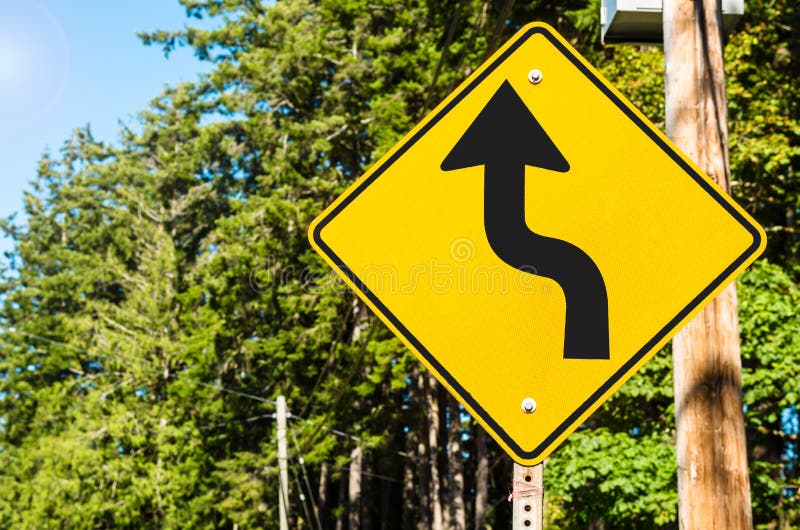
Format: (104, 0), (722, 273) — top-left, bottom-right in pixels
(663, 2), (753, 528)
(511, 463), (543, 530)
(277, 395), (290, 530)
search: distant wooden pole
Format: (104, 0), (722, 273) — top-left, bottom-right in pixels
(663, 2), (753, 528)
(277, 395), (290, 530)
(511, 463), (543, 530)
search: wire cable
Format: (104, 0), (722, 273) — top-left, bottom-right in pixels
(290, 459), (316, 530)
(6, 327), (427, 475)
(289, 427), (323, 530)
(173, 375), (277, 405)
(197, 413), (275, 431)
(277, 455), (291, 529)
(330, 464), (403, 485)
(288, 411), (415, 461)
(3, 326), (277, 406)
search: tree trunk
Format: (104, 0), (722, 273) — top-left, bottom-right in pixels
(361, 451), (372, 530)
(663, 1), (753, 529)
(402, 450), (416, 530)
(336, 471), (347, 530)
(416, 369), (431, 529)
(440, 385), (451, 530)
(379, 471), (391, 530)
(403, 370), (419, 530)
(588, 519), (605, 530)
(448, 395), (466, 530)
(319, 461), (329, 530)
(351, 298), (369, 342)
(348, 298), (368, 530)
(473, 426), (488, 530)
(426, 374), (444, 530)
(348, 445), (363, 530)
(786, 199), (796, 268)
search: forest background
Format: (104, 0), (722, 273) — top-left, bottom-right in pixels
(0, 0), (798, 528)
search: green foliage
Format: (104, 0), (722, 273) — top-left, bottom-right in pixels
(546, 429), (677, 529)
(739, 260), (800, 527)
(727, 1), (800, 275)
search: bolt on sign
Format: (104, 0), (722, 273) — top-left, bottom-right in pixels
(308, 22), (765, 465)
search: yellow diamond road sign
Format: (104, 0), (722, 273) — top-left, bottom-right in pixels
(308, 22), (766, 465)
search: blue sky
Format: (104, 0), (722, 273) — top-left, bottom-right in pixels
(0, 0), (214, 258)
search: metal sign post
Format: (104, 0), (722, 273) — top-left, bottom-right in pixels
(511, 463), (543, 529)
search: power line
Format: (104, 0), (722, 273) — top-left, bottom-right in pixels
(6, 327), (422, 475)
(290, 459), (316, 530)
(288, 411), (415, 461)
(290, 427), (323, 530)
(5, 326), (392, 460)
(174, 375), (277, 405)
(4, 327), (413, 458)
(3, 326), (277, 406)
(197, 413), (275, 431)
(288, 410), (371, 446)
(330, 464), (403, 485)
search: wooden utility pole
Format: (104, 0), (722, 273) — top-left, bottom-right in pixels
(511, 463), (543, 530)
(277, 395), (290, 530)
(663, 2), (753, 528)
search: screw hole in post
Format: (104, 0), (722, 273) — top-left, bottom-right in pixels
(524, 504), (532, 512)
(524, 520), (532, 527)
(524, 475), (532, 482)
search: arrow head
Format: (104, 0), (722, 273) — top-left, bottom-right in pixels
(441, 80), (570, 173)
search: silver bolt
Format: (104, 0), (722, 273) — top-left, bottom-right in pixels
(527, 69), (543, 85)
(521, 397), (537, 414)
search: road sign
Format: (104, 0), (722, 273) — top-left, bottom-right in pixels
(308, 22), (765, 465)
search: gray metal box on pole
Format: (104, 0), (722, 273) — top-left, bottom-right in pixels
(601, 0), (743, 44)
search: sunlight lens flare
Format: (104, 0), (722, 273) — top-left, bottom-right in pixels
(0, 0), (69, 133)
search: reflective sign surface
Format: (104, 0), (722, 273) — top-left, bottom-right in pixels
(309, 22), (765, 464)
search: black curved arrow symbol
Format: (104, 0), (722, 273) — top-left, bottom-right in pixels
(441, 80), (609, 360)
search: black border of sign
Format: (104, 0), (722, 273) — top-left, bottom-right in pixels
(311, 25), (763, 461)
